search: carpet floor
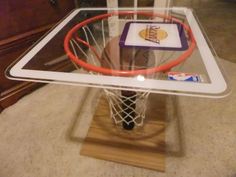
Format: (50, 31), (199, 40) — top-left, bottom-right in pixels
(0, 59), (235, 177)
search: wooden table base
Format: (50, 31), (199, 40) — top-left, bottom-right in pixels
(80, 94), (167, 171)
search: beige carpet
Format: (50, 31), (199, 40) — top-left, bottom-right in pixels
(0, 59), (236, 177)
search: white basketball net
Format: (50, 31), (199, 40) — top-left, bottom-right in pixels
(67, 16), (156, 129)
(104, 89), (150, 127)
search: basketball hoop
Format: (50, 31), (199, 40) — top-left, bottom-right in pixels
(64, 10), (196, 130)
(64, 11), (196, 76)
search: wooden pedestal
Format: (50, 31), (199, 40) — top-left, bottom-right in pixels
(80, 94), (167, 171)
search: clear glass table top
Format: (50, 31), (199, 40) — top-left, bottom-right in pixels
(6, 7), (230, 98)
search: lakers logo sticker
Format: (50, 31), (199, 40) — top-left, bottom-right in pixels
(119, 22), (188, 50)
(139, 25), (168, 44)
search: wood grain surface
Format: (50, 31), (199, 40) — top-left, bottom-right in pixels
(81, 94), (167, 171)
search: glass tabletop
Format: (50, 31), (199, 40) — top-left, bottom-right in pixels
(6, 7), (229, 98)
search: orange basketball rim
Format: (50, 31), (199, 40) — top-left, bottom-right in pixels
(64, 11), (196, 77)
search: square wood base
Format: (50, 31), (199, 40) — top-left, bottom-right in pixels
(80, 94), (167, 171)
